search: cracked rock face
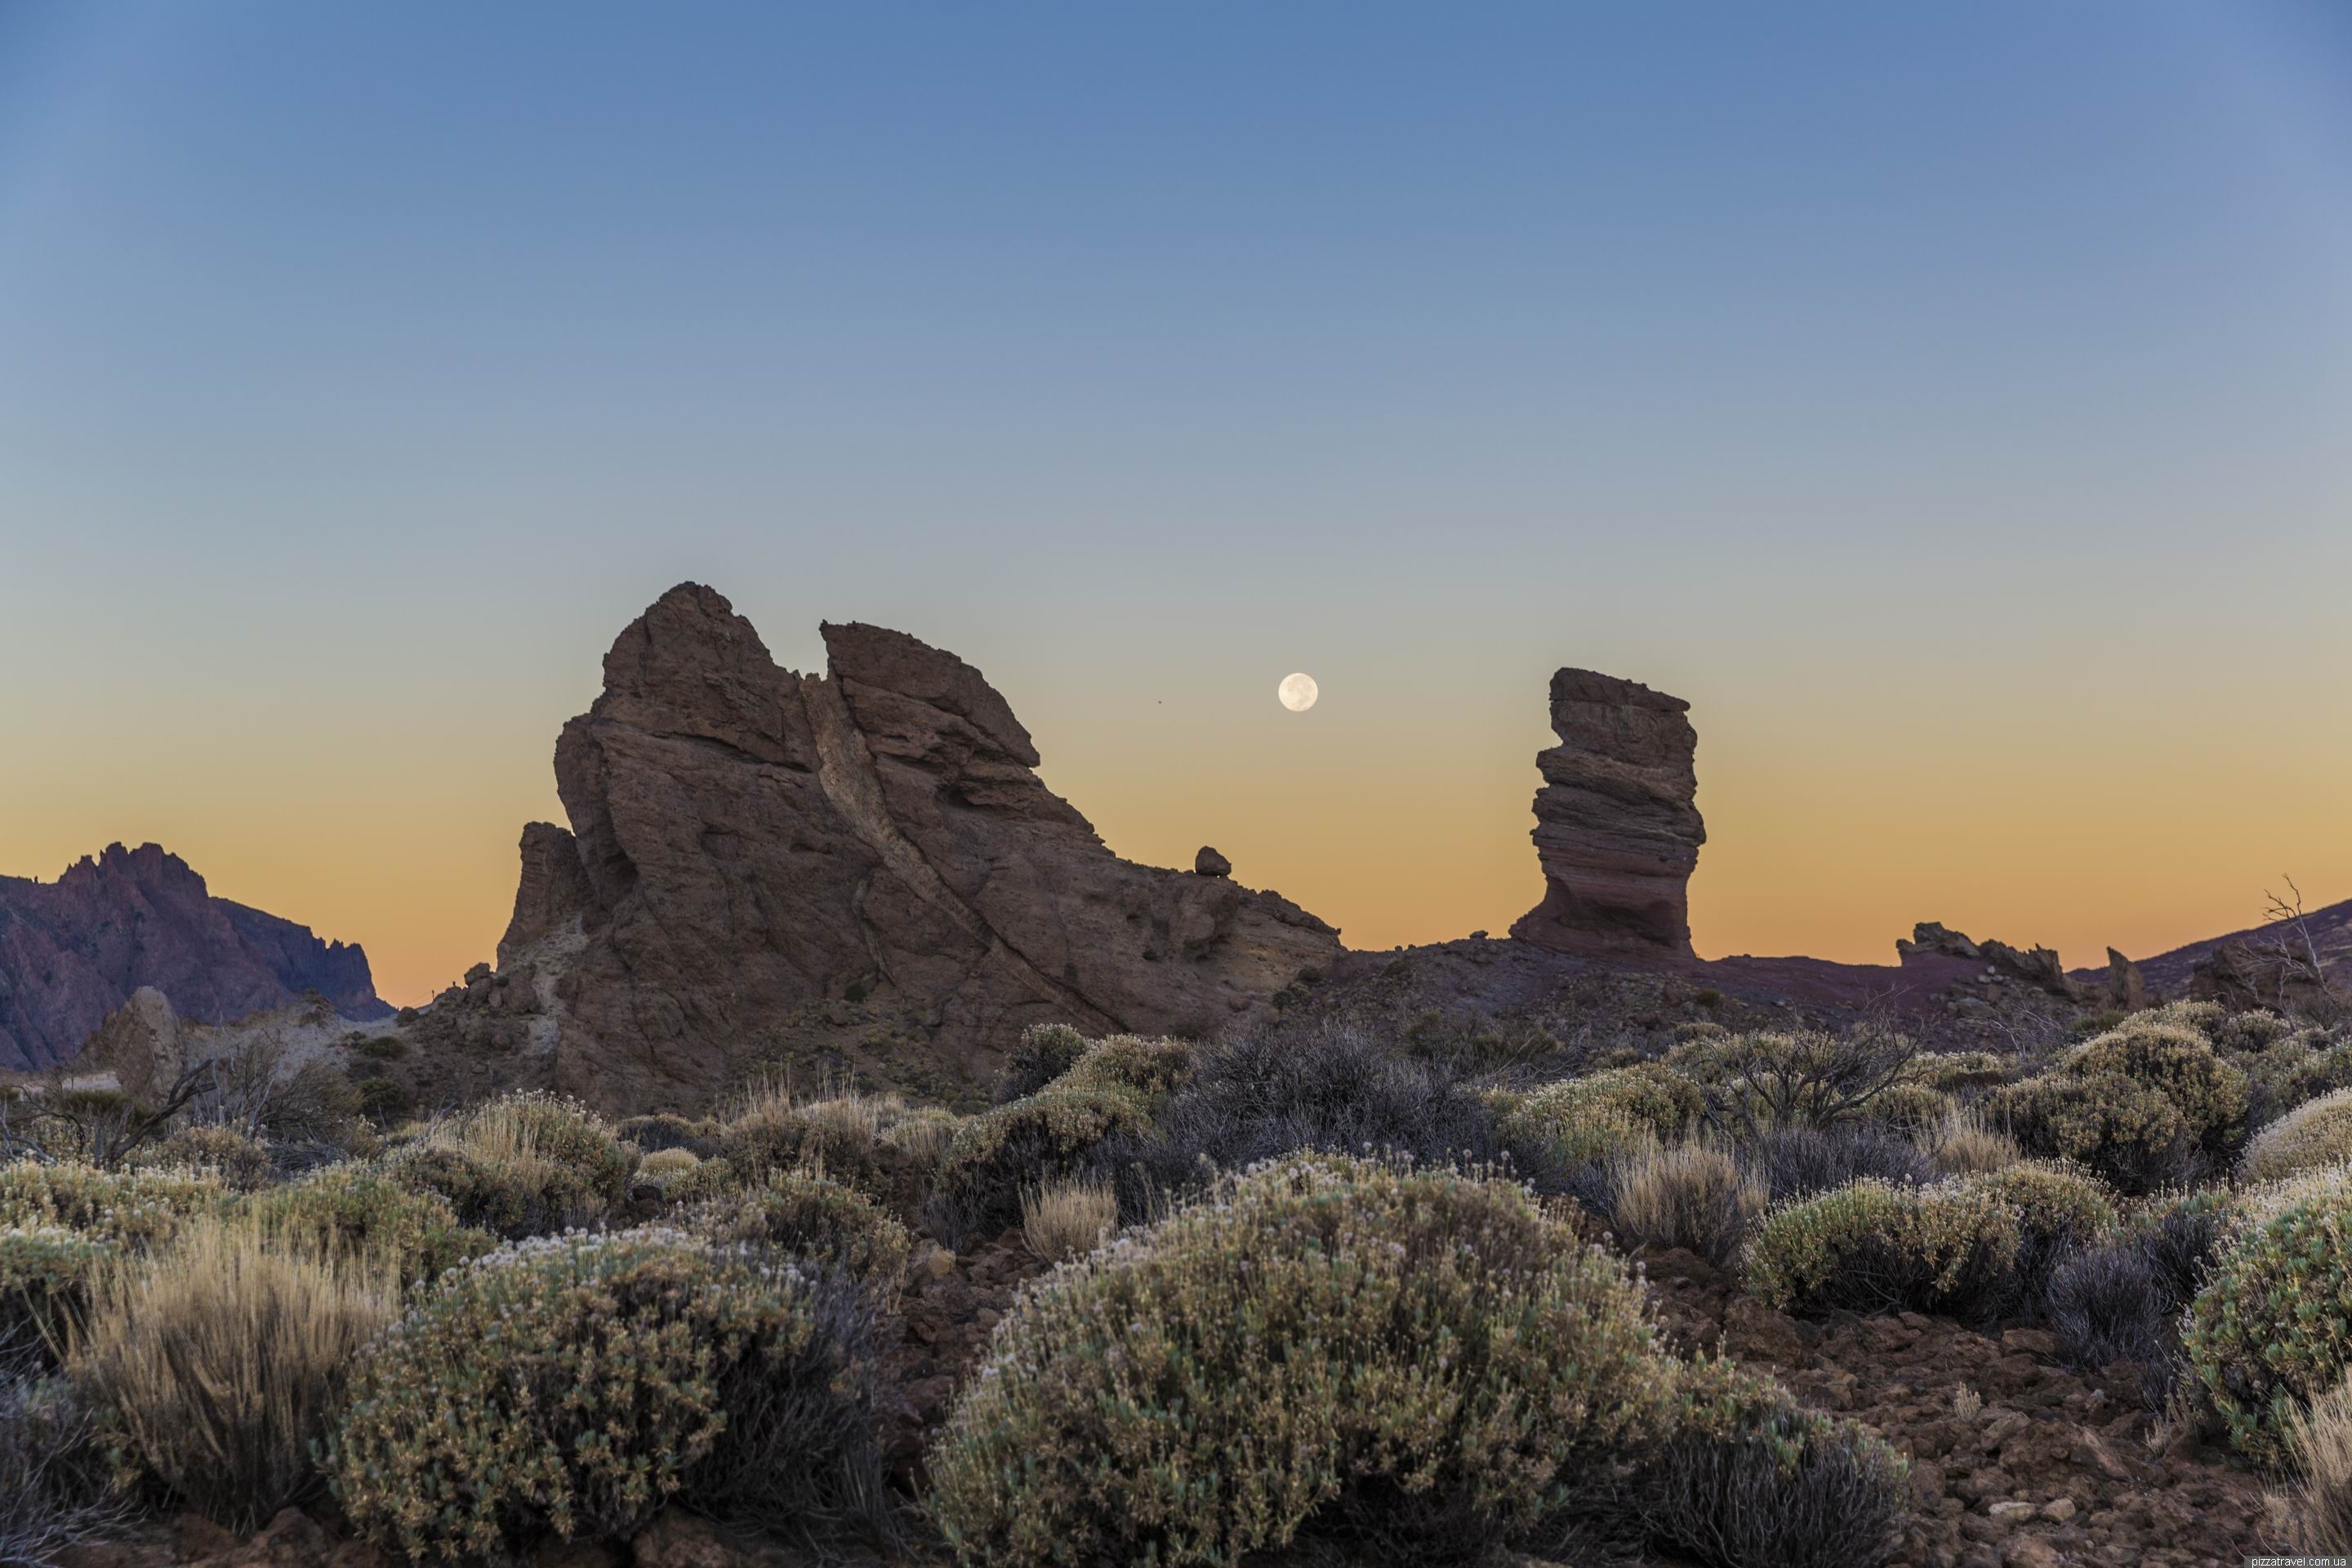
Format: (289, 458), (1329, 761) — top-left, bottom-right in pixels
(501, 584), (1339, 1111)
(1509, 668), (1706, 958)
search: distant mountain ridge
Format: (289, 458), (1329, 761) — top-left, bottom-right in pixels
(2113, 893), (2352, 997)
(0, 842), (387, 1072)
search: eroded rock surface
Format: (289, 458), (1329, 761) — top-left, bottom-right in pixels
(1510, 669), (1706, 957)
(504, 585), (1339, 1111)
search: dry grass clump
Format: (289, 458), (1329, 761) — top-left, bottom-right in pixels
(714, 1081), (911, 1196)
(635, 1146), (702, 1181)
(2242, 1086), (2352, 1183)
(329, 1227), (890, 1565)
(1920, 1106), (2020, 1176)
(2279, 1371), (2352, 1553)
(1605, 1138), (1765, 1266)
(1019, 1174), (1118, 1263)
(881, 1106), (960, 1174)
(77, 1213), (398, 1528)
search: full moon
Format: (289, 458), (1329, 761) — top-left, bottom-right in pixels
(1277, 672), (1318, 712)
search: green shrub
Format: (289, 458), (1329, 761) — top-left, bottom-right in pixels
(1049, 1034), (1195, 1105)
(243, 1165), (492, 1284)
(1904, 1051), (2012, 1094)
(930, 1155), (1898, 1567)
(996, 1023), (1089, 1103)
(654, 1154), (745, 1206)
(929, 1086), (1149, 1245)
(0, 1227), (111, 1370)
(0, 1161), (221, 1248)
(329, 1227), (889, 1564)
(1745, 1179), (2020, 1320)
(2216, 1008), (2297, 1053)
(1963, 1160), (2117, 1249)
(880, 1106), (960, 1174)
(684, 1168), (911, 1294)
(2245, 1033), (2352, 1123)
(2185, 1179), (2352, 1464)
(1502, 1066), (1699, 1165)
(354, 1077), (411, 1120)
(2066, 1021), (2249, 1140)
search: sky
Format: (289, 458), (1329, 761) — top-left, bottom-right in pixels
(1, 2), (2348, 1008)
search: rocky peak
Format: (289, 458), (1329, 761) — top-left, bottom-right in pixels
(1510, 668), (1706, 957)
(0, 845), (388, 1072)
(492, 584), (1341, 1111)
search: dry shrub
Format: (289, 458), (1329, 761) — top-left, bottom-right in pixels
(636, 1147), (702, 1182)
(684, 1167), (912, 1294)
(1606, 1139), (1765, 1266)
(132, 1124), (272, 1189)
(0, 1228), (112, 1374)
(0, 1161), (222, 1248)
(77, 1214), (398, 1528)
(0, 1374), (128, 1566)
(931, 1087), (1148, 1246)
(1921, 1106), (2020, 1177)
(1020, 1174), (1118, 1263)
(2281, 1371), (2352, 1554)
(330, 1227), (891, 1564)
(388, 1091), (635, 1239)
(714, 1082), (907, 1197)
(1745, 1178), (2020, 1321)
(929, 1154), (1904, 1568)
(2242, 1086), (2352, 1183)
(996, 1023), (1089, 1103)
(241, 1164), (492, 1285)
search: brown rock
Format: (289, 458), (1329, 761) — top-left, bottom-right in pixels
(2106, 947), (2148, 1011)
(1899, 923), (2081, 1000)
(1194, 845), (1232, 878)
(504, 585), (1343, 1111)
(1510, 669), (1705, 956)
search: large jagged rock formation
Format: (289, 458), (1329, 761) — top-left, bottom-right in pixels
(0, 843), (386, 1072)
(1510, 670), (1706, 957)
(496, 585), (1339, 1111)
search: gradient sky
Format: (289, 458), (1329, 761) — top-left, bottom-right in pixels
(2, 3), (2348, 1007)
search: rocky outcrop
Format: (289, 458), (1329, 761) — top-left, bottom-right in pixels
(1897, 922), (2082, 1000)
(498, 585), (1340, 1111)
(1510, 669), (1706, 957)
(0, 843), (387, 1072)
(2105, 947), (2148, 1012)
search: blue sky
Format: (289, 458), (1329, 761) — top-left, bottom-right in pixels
(2, 3), (2348, 1000)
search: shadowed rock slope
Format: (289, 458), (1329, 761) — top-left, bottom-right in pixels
(0, 842), (385, 1072)
(496, 584), (1340, 1111)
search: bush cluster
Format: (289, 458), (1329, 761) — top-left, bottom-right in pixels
(1998, 1019), (2250, 1192)
(995, 1022), (1089, 1103)
(711, 1086), (911, 1197)
(1046, 1033), (1196, 1106)
(929, 1155), (1903, 1568)
(330, 1227), (889, 1564)
(0, 1160), (223, 1248)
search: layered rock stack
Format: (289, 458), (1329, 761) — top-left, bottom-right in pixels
(1509, 669), (1707, 958)
(496, 584), (1341, 1111)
